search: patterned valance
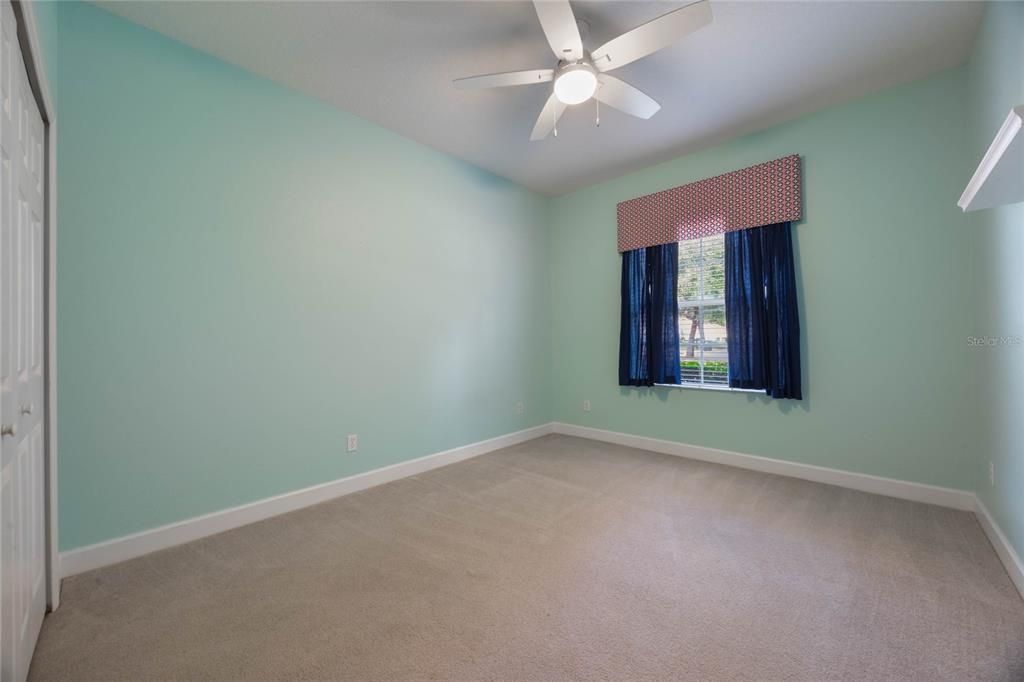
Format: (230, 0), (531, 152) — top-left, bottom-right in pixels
(616, 155), (802, 252)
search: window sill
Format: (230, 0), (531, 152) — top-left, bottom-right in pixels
(654, 383), (764, 395)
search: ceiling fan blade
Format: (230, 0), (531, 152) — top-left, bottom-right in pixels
(453, 69), (554, 90)
(595, 76), (660, 119)
(592, 0), (712, 73)
(530, 92), (568, 141)
(533, 0), (583, 62)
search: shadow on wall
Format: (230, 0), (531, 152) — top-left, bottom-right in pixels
(617, 386), (811, 415)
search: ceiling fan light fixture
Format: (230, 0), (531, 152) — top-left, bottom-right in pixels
(453, 0), (713, 139)
(553, 64), (597, 105)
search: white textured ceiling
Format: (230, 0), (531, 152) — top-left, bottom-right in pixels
(97, 1), (983, 195)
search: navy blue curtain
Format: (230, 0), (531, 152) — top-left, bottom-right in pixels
(619, 243), (681, 386)
(724, 222), (802, 399)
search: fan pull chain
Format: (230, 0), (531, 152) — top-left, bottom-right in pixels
(596, 97), (600, 128)
(553, 105), (558, 138)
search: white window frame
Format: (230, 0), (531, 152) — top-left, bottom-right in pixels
(658, 235), (760, 393)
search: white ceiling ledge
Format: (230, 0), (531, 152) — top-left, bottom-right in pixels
(960, 106), (1024, 213)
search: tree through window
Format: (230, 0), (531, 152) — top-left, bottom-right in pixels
(677, 235), (729, 386)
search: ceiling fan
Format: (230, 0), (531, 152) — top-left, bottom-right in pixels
(453, 0), (713, 141)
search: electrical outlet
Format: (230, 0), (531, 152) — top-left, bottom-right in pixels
(516, 401), (524, 415)
(583, 400), (591, 412)
(347, 434), (358, 453)
(989, 461), (995, 487)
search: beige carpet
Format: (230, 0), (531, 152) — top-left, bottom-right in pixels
(30, 435), (1024, 680)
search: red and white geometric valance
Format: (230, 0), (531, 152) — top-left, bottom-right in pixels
(616, 155), (802, 252)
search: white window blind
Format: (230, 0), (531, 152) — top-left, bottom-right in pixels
(678, 234), (729, 387)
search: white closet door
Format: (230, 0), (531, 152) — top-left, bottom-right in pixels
(0, 0), (46, 678)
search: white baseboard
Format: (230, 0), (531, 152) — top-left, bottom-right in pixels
(64, 419), (1015, 599)
(552, 422), (976, 511)
(554, 423), (1024, 598)
(974, 498), (1024, 600)
(60, 423), (555, 577)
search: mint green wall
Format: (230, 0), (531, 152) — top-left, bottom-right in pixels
(967, 2), (1024, 562)
(56, 3), (550, 550)
(30, 0), (57, 104)
(548, 68), (975, 490)
(51, 1), (1018, 554)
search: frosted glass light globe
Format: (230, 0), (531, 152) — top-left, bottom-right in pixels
(554, 67), (597, 105)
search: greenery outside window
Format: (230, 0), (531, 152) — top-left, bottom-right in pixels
(678, 234), (729, 387)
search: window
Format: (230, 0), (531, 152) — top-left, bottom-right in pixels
(677, 234), (729, 387)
